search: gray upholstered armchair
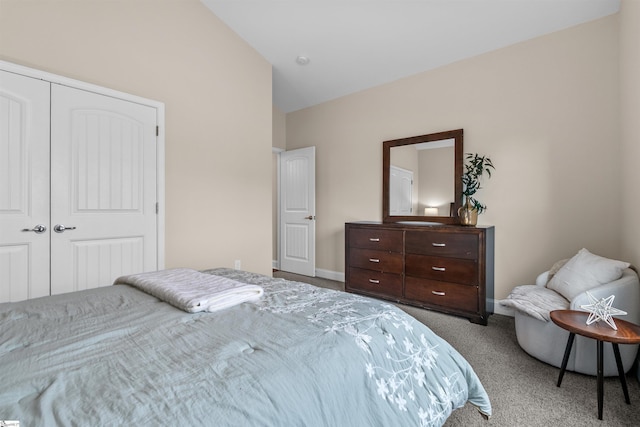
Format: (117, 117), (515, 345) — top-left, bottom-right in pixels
(502, 249), (640, 376)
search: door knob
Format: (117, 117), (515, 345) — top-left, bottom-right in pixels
(304, 215), (316, 220)
(22, 224), (47, 234)
(54, 224), (77, 233)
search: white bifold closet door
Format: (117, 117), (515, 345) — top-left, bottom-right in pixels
(0, 70), (51, 302)
(50, 84), (158, 295)
(0, 71), (158, 302)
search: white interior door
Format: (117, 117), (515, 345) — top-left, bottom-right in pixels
(50, 84), (158, 294)
(0, 70), (51, 302)
(390, 165), (414, 215)
(279, 146), (316, 276)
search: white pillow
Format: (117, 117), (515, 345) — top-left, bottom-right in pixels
(546, 248), (630, 301)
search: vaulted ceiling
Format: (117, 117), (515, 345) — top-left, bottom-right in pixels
(201, 0), (620, 112)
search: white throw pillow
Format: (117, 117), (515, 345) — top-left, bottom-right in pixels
(546, 248), (630, 301)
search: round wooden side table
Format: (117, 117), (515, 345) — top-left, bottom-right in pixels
(550, 309), (640, 420)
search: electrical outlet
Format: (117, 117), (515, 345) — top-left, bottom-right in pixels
(234, 260), (241, 270)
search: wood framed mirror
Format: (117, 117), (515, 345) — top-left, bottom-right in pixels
(383, 129), (463, 224)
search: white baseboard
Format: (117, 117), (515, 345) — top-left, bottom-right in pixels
(315, 268), (345, 282)
(272, 262), (345, 283)
(493, 303), (514, 317)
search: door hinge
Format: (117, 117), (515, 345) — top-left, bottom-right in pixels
(156, 126), (159, 136)
(155, 202), (159, 214)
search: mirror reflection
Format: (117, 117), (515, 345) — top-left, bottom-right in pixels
(382, 129), (463, 224)
(389, 139), (455, 216)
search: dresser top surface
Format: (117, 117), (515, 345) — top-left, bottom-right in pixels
(346, 221), (494, 230)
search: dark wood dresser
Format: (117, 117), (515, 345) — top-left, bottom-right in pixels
(345, 221), (495, 325)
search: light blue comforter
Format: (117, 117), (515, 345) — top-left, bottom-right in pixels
(0, 268), (490, 426)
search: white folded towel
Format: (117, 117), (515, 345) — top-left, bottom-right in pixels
(114, 268), (264, 313)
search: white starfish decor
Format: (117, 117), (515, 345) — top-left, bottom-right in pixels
(580, 292), (627, 330)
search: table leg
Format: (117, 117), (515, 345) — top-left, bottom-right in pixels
(612, 343), (630, 404)
(557, 332), (575, 387)
(597, 340), (604, 420)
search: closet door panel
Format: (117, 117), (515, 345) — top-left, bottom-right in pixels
(0, 71), (50, 302)
(50, 84), (158, 294)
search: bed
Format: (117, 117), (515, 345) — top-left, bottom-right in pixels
(0, 268), (491, 426)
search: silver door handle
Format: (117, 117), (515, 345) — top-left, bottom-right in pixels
(22, 224), (47, 234)
(54, 224), (77, 233)
(304, 215), (316, 220)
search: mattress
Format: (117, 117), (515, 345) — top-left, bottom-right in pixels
(0, 268), (490, 426)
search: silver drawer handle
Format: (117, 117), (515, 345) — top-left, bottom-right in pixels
(368, 279), (380, 284)
(432, 291), (446, 296)
(432, 243), (446, 247)
(369, 258), (380, 263)
(431, 266), (446, 271)
(369, 238), (380, 242)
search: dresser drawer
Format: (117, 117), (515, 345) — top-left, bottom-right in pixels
(405, 254), (477, 286)
(405, 231), (478, 259)
(345, 222), (494, 325)
(405, 277), (478, 313)
(348, 228), (403, 252)
(349, 248), (403, 273)
(347, 268), (403, 298)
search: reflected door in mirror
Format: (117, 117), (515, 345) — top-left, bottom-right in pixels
(389, 166), (413, 215)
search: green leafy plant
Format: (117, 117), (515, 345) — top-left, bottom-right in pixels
(461, 153), (495, 214)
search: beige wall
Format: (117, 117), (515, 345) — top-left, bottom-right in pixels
(273, 106), (287, 150)
(272, 106), (286, 262)
(620, 1), (640, 270)
(0, 0), (274, 275)
(4, 0), (630, 291)
(287, 15), (621, 300)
